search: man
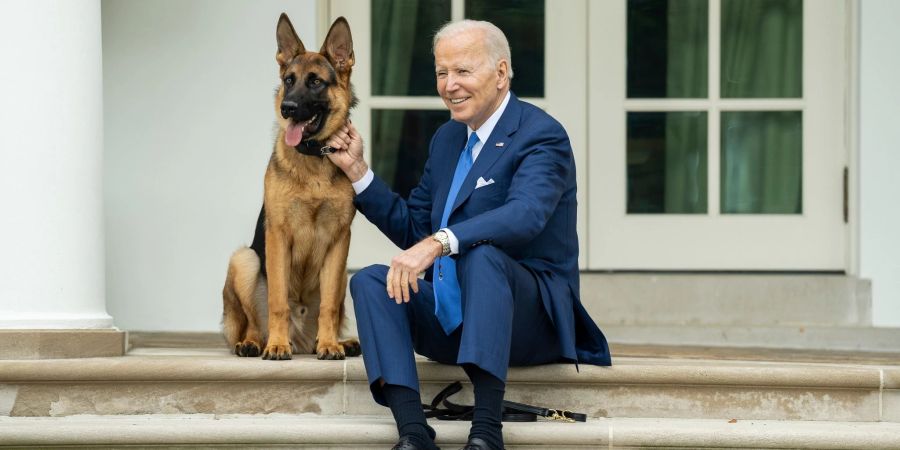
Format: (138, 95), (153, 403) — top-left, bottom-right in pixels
(326, 20), (611, 450)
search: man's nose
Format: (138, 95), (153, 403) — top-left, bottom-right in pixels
(281, 100), (298, 119)
(444, 74), (458, 91)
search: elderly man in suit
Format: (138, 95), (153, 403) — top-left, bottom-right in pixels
(326, 19), (611, 450)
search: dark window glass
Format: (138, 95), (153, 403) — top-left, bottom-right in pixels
(466, 0), (544, 97)
(628, 0), (708, 98)
(372, 0), (451, 96)
(372, 109), (451, 198)
(721, 0), (802, 98)
(721, 111), (802, 214)
(627, 112), (708, 213)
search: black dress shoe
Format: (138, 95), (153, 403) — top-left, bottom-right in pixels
(392, 435), (441, 450)
(460, 437), (501, 450)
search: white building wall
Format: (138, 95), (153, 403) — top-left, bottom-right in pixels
(860, 0), (900, 327)
(102, 1), (319, 331)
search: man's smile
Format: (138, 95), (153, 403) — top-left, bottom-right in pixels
(449, 97), (470, 105)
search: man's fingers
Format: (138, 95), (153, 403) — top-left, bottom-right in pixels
(391, 268), (404, 304)
(410, 276), (419, 294)
(400, 271), (410, 303)
(385, 266), (394, 299)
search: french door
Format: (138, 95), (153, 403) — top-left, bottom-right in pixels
(588, 0), (849, 270)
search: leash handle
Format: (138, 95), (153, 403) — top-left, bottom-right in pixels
(422, 381), (587, 423)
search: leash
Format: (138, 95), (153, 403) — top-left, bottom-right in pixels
(422, 381), (587, 423)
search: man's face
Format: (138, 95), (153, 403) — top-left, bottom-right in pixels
(434, 31), (507, 130)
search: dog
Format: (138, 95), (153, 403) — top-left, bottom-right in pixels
(221, 13), (360, 360)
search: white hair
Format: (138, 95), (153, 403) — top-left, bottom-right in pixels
(433, 20), (514, 80)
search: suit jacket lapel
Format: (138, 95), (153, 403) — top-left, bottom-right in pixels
(432, 122), (468, 229)
(449, 94), (522, 216)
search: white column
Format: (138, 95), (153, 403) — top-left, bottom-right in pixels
(0, 0), (113, 329)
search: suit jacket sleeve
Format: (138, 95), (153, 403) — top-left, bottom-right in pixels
(448, 121), (572, 253)
(352, 134), (437, 250)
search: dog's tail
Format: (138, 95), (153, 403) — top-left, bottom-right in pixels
(221, 247), (261, 349)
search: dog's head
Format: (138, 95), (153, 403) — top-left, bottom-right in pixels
(274, 14), (356, 148)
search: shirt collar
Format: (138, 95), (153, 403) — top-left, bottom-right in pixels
(467, 91), (511, 144)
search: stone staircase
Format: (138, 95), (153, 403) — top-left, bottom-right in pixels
(2, 333), (900, 448)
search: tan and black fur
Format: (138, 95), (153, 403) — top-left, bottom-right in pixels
(222, 14), (359, 360)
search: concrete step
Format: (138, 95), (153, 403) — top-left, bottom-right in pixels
(600, 323), (900, 352)
(2, 414), (900, 448)
(2, 345), (899, 423)
(579, 273), (871, 327)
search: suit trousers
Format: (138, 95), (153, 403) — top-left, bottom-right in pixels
(350, 245), (562, 406)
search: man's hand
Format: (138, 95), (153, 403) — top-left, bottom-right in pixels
(387, 237), (443, 304)
(325, 122), (369, 183)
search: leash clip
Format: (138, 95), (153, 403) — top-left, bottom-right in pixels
(548, 409), (576, 423)
(319, 146), (335, 155)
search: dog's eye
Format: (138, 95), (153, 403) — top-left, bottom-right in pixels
(284, 76), (294, 87)
(311, 78), (322, 86)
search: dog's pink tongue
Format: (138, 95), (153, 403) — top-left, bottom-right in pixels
(285, 121), (305, 147)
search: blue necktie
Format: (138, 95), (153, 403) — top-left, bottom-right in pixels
(433, 132), (480, 334)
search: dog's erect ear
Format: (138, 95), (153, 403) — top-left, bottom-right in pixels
(320, 17), (354, 73)
(276, 13), (305, 66)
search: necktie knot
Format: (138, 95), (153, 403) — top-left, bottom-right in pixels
(464, 132), (480, 154)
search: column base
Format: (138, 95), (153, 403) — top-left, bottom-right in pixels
(0, 330), (126, 360)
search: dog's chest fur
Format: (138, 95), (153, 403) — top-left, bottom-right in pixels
(265, 147), (355, 296)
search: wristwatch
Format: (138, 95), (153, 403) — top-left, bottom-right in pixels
(432, 230), (451, 257)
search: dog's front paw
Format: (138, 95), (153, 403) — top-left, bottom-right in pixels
(316, 341), (346, 360)
(234, 340), (261, 357)
(341, 339), (362, 357)
(262, 343), (293, 360)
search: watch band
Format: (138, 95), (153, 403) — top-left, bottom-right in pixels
(432, 230), (451, 257)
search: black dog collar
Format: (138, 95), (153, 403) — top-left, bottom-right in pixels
(294, 139), (335, 157)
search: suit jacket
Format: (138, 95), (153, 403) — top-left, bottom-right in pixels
(354, 93), (611, 366)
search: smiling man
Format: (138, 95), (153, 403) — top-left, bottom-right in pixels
(326, 20), (611, 450)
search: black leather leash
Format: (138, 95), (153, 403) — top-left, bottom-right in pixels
(422, 381), (587, 423)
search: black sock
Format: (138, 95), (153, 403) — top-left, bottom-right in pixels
(462, 364), (505, 450)
(382, 383), (436, 449)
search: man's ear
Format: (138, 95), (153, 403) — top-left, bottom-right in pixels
(320, 17), (354, 73)
(496, 59), (510, 89)
(276, 13), (305, 66)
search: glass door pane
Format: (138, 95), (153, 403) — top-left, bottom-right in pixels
(371, 0), (450, 96)
(466, 0), (545, 97)
(627, 112), (708, 213)
(721, 111), (802, 214)
(721, 0), (802, 98)
(628, 0), (708, 98)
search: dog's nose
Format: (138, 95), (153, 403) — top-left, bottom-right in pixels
(281, 101), (298, 119)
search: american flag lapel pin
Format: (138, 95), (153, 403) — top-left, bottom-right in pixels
(495, 142), (505, 147)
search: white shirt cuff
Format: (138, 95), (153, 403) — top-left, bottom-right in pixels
(351, 168), (375, 194)
(441, 228), (460, 255)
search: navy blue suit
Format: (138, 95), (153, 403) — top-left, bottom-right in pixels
(351, 93), (611, 404)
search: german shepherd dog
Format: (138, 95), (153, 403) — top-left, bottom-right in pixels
(221, 14), (360, 360)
